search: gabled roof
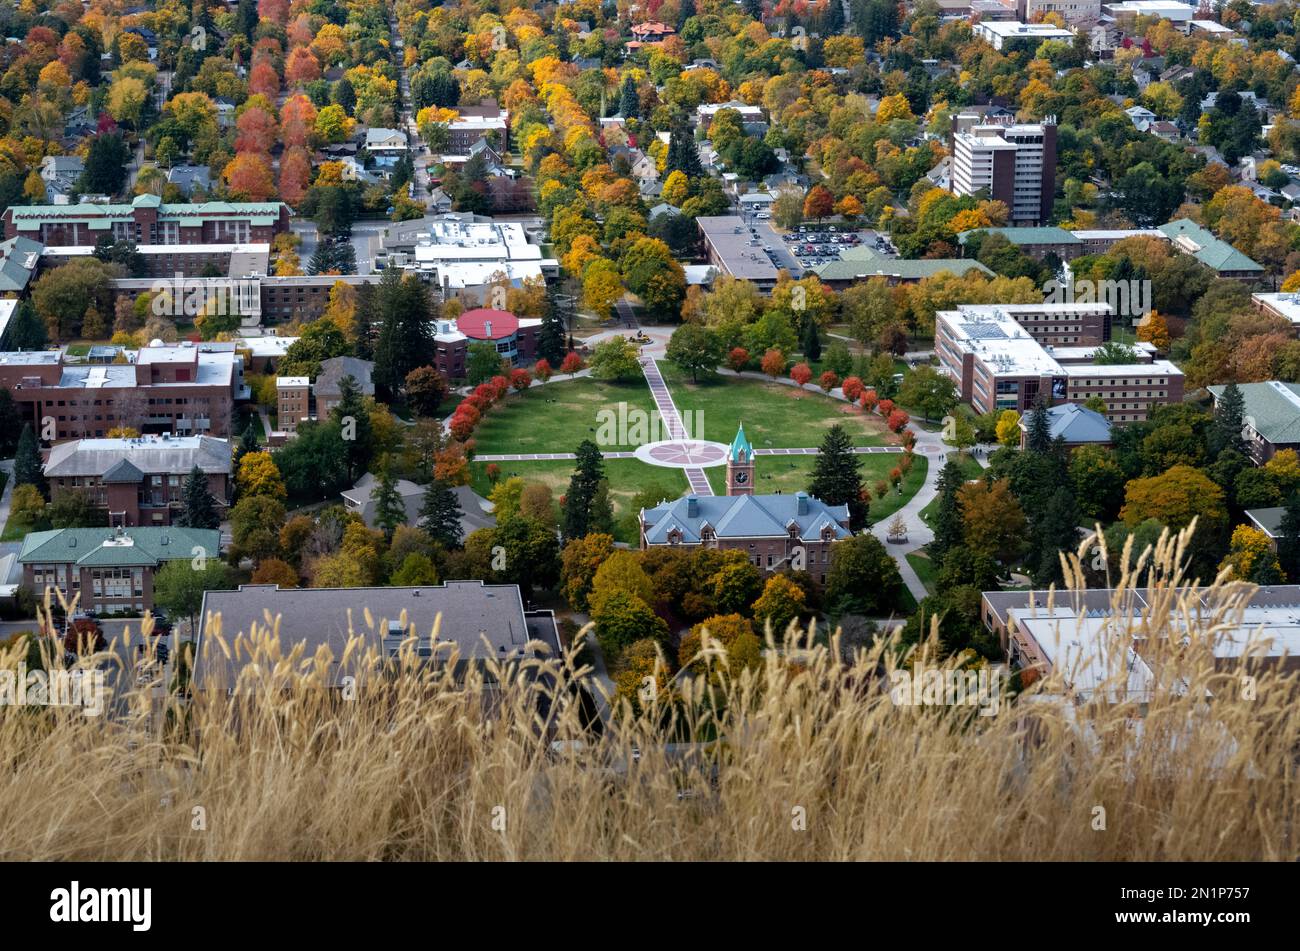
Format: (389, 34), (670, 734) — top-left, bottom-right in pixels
(100, 458), (146, 483)
(1158, 218), (1263, 274)
(641, 492), (851, 545)
(1018, 402), (1112, 444)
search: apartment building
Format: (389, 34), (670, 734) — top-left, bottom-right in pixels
(275, 357), (376, 437)
(44, 435), (232, 528)
(950, 117), (1057, 226)
(973, 21), (1076, 51)
(936, 304), (1183, 423)
(2, 194), (290, 247)
(0, 341), (244, 442)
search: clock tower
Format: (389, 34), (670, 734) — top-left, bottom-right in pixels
(726, 423), (755, 496)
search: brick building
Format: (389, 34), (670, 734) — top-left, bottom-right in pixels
(43, 435), (232, 528)
(19, 525), (220, 615)
(639, 426), (852, 582)
(0, 341), (244, 442)
(936, 304), (1183, 423)
(2, 195), (290, 247)
(433, 308), (541, 381)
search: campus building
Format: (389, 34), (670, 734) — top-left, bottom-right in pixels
(935, 304), (1183, 423)
(980, 585), (1300, 699)
(696, 216), (782, 291)
(275, 357), (375, 437)
(384, 217), (557, 301)
(973, 21), (1076, 51)
(950, 117), (1056, 226)
(19, 525), (220, 615)
(43, 435), (232, 528)
(432, 308), (542, 380)
(1207, 381), (1300, 464)
(0, 341), (245, 442)
(638, 426), (853, 582)
(1, 195), (290, 247)
(194, 581), (561, 691)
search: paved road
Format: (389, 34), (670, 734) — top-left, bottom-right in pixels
(639, 356), (713, 495)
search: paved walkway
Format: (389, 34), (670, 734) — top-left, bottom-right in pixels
(639, 354), (713, 495)
(477, 446), (905, 463)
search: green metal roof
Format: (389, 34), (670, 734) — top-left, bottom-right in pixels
(730, 423), (752, 463)
(19, 527), (220, 568)
(815, 251), (992, 281)
(1208, 382), (1300, 445)
(1157, 219), (1263, 274)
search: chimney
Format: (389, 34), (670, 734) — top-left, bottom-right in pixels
(686, 496), (699, 518)
(796, 492), (809, 516)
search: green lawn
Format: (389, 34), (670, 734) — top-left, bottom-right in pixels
(2, 512), (32, 542)
(660, 365), (893, 449)
(472, 377), (660, 454)
(918, 452), (985, 526)
(469, 458), (686, 545)
(906, 549), (939, 596)
(869, 453), (928, 524)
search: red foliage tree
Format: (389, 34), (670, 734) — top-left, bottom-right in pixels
(510, 368), (532, 392)
(249, 61), (281, 100)
(560, 352), (585, 376)
(876, 398), (895, 418)
(534, 358), (553, 381)
(285, 47), (321, 86)
(841, 375), (864, 401)
(280, 95), (317, 148)
(486, 463), (501, 483)
(278, 146), (311, 206)
(223, 153), (276, 201)
(727, 347), (750, 372)
(861, 390), (878, 413)
(760, 349), (786, 378)
(235, 106), (278, 154)
(489, 375), (510, 400)
(819, 370), (840, 392)
(790, 362), (812, 386)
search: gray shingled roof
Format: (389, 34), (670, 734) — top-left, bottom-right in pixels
(315, 356), (375, 399)
(642, 492), (851, 545)
(1018, 402), (1112, 444)
(195, 580), (559, 689)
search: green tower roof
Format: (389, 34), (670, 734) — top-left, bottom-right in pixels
(730, 423), (752, 462)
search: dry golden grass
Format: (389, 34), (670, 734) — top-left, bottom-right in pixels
(0, 523), (1296, 861)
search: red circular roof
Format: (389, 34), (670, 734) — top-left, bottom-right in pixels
(457, 308), (519, 340)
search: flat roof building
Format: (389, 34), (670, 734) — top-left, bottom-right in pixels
(936, 304), (1183, 422)
(194, 580), (561, 691)
(974, 21), (1076, 51)
(696, 216), (783, 290)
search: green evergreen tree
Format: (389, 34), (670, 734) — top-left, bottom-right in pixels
(372, 464), (407, 541)
(801, 318), (821, 362)
(1211, 381), (1247, 456)
(330, 374), (374, 483)
(233, 421), (259, 471)
(372, 270), (435, 397)
(664, 117), (703, 178)
(1025, 394), (1053, 454)
(178, 465), (220, 530)
(618, 75), (639, 119)
(13, 423), (46, 496)
(808, 424), (868, 530)
(1277, 492), (1300, 582)
(929, 459), (966, 563)
(538, 288), (567, 365)
(1029, 486), (1080, 587)
(420, 480), (464, 548)
(589, 479), (614, 535)
(7, 300), (47, 350)
(563, 440), (606, 540)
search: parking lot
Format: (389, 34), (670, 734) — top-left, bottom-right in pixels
(781, 226), (896, 270)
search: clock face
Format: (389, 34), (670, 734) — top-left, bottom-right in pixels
(735, 470), (749, 484)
